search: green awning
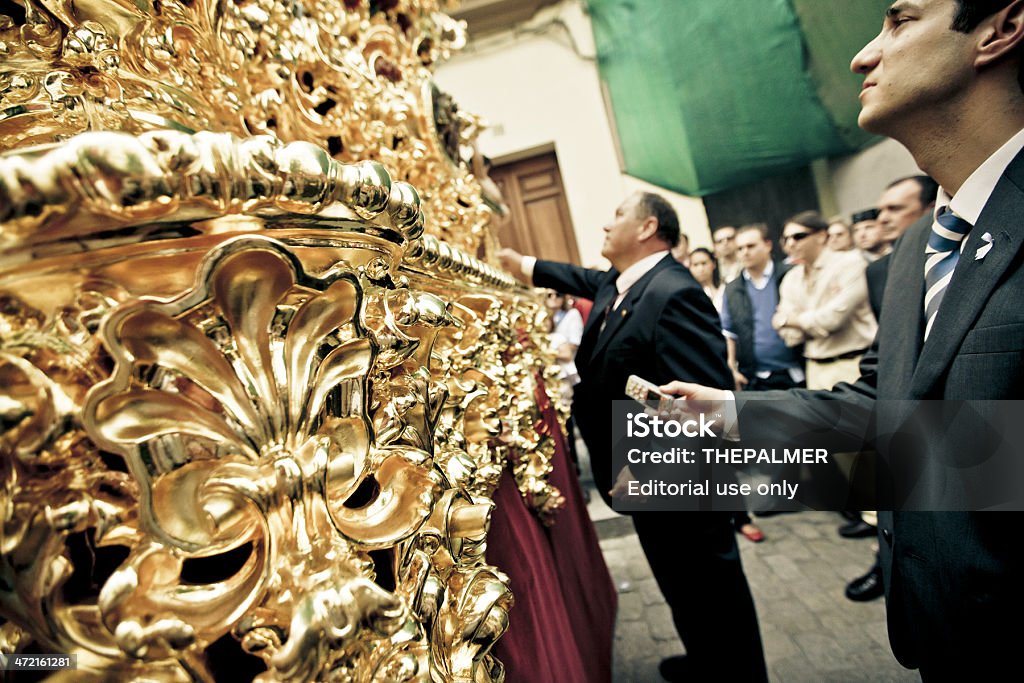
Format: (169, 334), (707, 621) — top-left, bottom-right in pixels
(586, 0), (890, 196)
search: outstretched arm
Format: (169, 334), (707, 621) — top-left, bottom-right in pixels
(532, 259), (609, 302)
(661, 341), (878, 452)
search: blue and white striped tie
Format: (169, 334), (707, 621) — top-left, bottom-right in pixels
(923, 206), (972, 340)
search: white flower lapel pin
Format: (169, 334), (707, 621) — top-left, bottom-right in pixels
(975, 232), (994, 261)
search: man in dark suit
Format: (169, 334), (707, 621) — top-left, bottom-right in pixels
(876, 175), (940, 248)
(866, 176), (939, 319)
(845, 176), (940, 599)
(498, 192), (767, 682)
(663, 1), (1024, 678)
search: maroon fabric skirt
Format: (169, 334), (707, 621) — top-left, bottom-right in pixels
(489, 378), (616, 682)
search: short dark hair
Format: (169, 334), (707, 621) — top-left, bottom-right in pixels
(852, 208), (880, 223)
(887, 175), (939, 207)
(737, 223), (770, 241)
(952, 0), (1013, 31)
(785, 210), (829, 233)
(635, 192), (680, 248)
(951, 1), (1023, 91)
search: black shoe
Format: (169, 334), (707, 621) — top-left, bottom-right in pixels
(658, 655), (691, 682)
(845, 565), (884, 601)
(838, 519), (877, 538)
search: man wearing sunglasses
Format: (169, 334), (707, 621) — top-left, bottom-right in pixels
(773, 211), (877, 390)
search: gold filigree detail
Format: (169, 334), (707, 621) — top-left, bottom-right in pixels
(0, 0), (497, 254)
(77, 235), (509, 680)
(0, 130), (423, 252)
(0, 1), (566, 679)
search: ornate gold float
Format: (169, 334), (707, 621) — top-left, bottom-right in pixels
(0, 1), (568, 680)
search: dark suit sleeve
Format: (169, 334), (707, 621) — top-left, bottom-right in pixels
(533, 259), (608, 300)
(653, 286), (733, 390)
(736, 341), (878, 452)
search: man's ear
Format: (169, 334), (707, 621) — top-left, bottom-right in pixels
(637, 216), (659, 242)
(975, 0), (1024, 69)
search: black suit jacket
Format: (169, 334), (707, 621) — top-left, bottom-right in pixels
(865, 253), (890, 320)
(534, 254), (732, 504)
(737, 151), (1024, 674)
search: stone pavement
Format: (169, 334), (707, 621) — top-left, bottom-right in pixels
(590, 495), (919, 683)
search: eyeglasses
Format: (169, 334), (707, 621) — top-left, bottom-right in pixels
(782, 232), (813, 243)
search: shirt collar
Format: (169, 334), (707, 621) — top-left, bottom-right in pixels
(942, 126), (1024, 225)
(616, 250), (669, 295)
(807, 247), (838, 271)
(742, 260), (774, 287)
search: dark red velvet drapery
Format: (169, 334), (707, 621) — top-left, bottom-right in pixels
(488, 376), (616, 682)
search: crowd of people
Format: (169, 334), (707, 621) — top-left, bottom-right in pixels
(503, 182), (932, 677)
(493, 0), (1024, 680)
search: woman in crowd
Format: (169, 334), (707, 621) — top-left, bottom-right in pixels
(689, 247), (765, 543)
(688, 247), (724, 312)
(546, 291), (584, 473)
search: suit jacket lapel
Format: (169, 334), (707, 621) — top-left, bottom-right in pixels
(576, 270), (619, 369)
(877, 218), (928, 396)
(588, 255), (674, 361)
(910, 170), (1024, 397)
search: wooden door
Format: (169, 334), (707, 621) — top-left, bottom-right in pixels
(490, 152), (581, 265)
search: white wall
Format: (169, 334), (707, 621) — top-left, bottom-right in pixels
(435, 0), (710, 267)
(823, 138), (924, 218)
(438, 0), (919, 263)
